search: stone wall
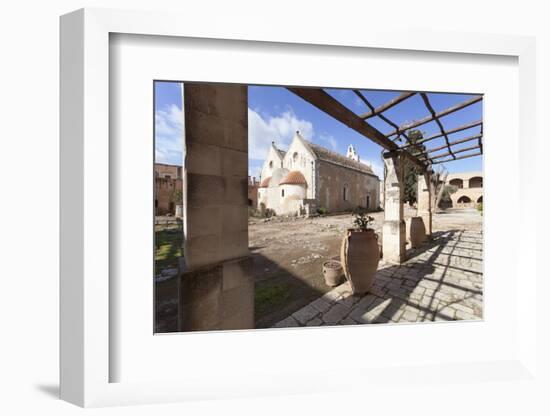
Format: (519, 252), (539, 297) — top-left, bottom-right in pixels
(446, 171), (483, 208)
(180, 83), (253, 331)
(155, 176), (183, 215)
(155, 163), (182, 179)
(317, 160), (380, 213)
(248, 176), (259, 207)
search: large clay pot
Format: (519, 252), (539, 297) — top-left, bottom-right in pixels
(340, 229), (380, 295)
(322, 260), (343, 287)
(409, 216), (427, 248)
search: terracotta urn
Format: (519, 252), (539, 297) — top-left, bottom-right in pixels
(340, 228), (380, 295)
(409, 216), (427, 249)
(322, 260), (343, 287)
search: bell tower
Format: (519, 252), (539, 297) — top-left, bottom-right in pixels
(347, 144), (360, 162)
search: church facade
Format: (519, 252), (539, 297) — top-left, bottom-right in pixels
(257, 132), (380, 216)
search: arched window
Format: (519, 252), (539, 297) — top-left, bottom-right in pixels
(457, 195), (471, 203)
(292, 152), (299, 165)
(281, 189), (285, 197)
(469, 176), (483, 188)
(343, 184), (349, 201)
(449, 178), (464, 189)
(269, 161), (273, 169)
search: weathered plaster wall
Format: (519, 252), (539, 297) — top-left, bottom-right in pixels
(317, 161), (380, 213)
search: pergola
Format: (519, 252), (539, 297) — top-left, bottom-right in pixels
(287, 87), (483, 264)
(177, 83), (482, 331)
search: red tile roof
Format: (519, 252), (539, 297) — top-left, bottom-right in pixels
(279, 170), (307, 186)
(259, 176), (271, 188)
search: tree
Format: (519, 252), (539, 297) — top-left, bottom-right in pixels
(403, 129), (425, 206)
(171, 189), (183, 204)
(429, 167), (451, 212)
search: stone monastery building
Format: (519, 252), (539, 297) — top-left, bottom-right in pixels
(258, 132), (380, 216)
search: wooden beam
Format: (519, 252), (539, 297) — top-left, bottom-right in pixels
(287, 88), (427, 171)
(431, 151), (482, 165)
(420, 93), (455, 159)
(353, 90), (410, 143)
(288, 87), (400, 150)
(426, 144), (481, 160)
(400, 119), (482, 149)
(358, 92), (416, 119)
(414, 133), (483, 156)
(388, 95), (483, 138)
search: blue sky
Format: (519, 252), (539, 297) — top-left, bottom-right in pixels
(155, 82), (483, 178)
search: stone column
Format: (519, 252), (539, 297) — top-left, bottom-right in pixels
(382, 152), (406, 264)
(179, 83), (253, 331)
(417, 171), (432, 238)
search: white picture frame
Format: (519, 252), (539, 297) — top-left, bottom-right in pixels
(60, 7), (539, 408)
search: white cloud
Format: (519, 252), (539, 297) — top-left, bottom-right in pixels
(155, 104), (184, 165)
(248, 108), (314, 160)
(319, 133), (337, 151)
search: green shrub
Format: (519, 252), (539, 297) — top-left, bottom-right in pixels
(353, 206), (374, 231)
(316, 206), (328, 216)
(265, 208), (276, 218)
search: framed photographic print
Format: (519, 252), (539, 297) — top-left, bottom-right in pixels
(60, 7), (538, 408)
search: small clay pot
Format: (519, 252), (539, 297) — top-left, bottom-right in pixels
(322, 260), (343, 287)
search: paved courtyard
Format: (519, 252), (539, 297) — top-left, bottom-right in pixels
(273, 228), (483, 327)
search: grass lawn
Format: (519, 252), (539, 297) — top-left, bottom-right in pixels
(155, 223), (183, 276)
(255, 284), (290, 318)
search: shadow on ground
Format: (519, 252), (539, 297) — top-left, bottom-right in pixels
(155, 228), (483, 332)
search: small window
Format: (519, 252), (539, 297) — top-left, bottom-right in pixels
(366, 195), (371, 209)
(164, 175), (171, 179)
(269, 161), (273, 168)
(343, 185), (348, 201)
(281, 189), (285, 197)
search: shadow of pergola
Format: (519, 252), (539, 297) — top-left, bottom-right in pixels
(349, 229), (483, 324)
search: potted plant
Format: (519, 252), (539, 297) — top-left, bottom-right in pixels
(340, 206), (380, 295)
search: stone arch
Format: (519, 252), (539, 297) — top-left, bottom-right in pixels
(449, 178), (464, 189)
(457, 195), (471, 203)
(477, 196), (483, 203)
(469, 176), (483, 188)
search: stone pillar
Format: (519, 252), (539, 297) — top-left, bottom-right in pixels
(417, 171), (432, 238)
(382, 152), (406, 264)
(179, 83), (253, 331)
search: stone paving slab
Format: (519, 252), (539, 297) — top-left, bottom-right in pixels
(272, 230), (483, 327)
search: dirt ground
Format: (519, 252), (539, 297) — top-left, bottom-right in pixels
(155, 207), (482, 332)
(250, 207), (482, 328)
